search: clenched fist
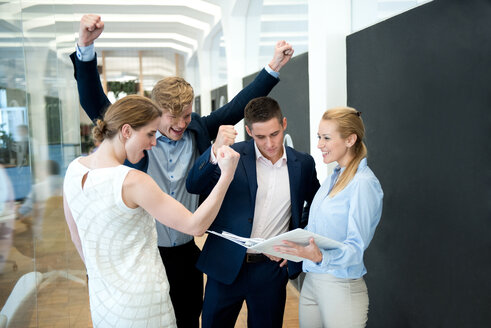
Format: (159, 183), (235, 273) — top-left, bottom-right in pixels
(213, 125), (238, 157)
(78, 14), (104, 47)
(268, 40), (294, 72)
(216, 145), (240, 181)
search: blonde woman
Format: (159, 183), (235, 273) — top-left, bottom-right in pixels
(63, 95), (239, 327)
(275, 107), (383, 328)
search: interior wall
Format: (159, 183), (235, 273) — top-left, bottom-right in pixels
(346, 0), (491, 326)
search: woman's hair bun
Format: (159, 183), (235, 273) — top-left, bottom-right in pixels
(92, 119), (107, 142)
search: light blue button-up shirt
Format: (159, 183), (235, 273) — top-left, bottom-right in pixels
(303, 158), (383, 279)
(147, 130), (199, 247)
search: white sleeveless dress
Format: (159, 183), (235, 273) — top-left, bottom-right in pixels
(64, 158), (176, 328)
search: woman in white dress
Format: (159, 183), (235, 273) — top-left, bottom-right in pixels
(63, 95), (239, 327)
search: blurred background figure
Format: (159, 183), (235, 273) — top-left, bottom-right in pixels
(16, 160), (63, 239)
(0, 164), (15, 274)
(13, 125), (29, 167)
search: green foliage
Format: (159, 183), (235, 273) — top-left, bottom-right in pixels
(107, 80), (138, 98)
(0, 123), (14, 164)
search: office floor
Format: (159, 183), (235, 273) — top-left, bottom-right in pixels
(0, 204), (299, 327)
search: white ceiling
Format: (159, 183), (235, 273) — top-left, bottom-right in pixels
(0, 0), (430, 91)
(0, 0), (311, 90)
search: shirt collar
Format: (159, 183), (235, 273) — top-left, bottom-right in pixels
(253, 142), (287, 165)
(156, 130), (178, 145)
(334, 157), (367, 174)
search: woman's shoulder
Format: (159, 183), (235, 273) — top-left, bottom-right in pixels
(356, 164), (378, 179)
(66, 157), (86, 174)
(121, 167), (151, 186)
(353, 164), (382, 192)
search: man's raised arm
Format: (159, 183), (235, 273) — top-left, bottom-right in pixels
(69, 14), (109, 121)
(202, 40), (295, 142)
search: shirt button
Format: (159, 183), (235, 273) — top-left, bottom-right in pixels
(171, 191), (175, 195)
(169, 159), (173, 162)
(170, 176), (174, 179)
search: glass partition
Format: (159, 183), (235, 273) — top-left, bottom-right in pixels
(0, 1), (89, 326)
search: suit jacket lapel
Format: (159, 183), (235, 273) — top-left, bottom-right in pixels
(241, 140), (258, 207)
(286, 147), (301, 226)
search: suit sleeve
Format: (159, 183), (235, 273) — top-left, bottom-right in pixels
(201, 69), (280, 141)
(186, 146), (221, 195)
(69, 52), (111, 121)
(301, 157), (321, 228)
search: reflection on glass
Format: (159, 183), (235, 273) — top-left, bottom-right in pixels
(0, 1), (90, 326)
(0, 164), (15, 273)
(16, 160), (63, 238)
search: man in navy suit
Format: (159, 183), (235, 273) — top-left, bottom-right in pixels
(71, 15), (294, 328)
(186, 97), (320, 328)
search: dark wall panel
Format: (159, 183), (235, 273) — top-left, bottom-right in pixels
(194, 95), (201, 116)
(210, 85), (228, 112)
(243, 52), (310, 154)
(346, 0), (491, 326)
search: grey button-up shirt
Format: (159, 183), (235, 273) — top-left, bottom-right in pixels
(147, 130), (200, 247)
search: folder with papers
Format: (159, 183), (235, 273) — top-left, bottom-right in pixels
(206, 228), (343, 262)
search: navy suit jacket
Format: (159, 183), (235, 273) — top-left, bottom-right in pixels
(186, 140), (320, 284)
(69, 52), (280, 171)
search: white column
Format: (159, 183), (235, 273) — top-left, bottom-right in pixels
(195, 0), (264, 139)
(244, 0), (263, 75)
(308, 0), (351, 182)
(197, 45), (212, 116)
(220, 0), (249, 141)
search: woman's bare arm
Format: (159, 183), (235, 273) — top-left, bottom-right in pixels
(124, 145), (239, 235)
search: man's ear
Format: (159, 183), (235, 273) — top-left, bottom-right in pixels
(245, 125), (253, 137)
(282, 117), (287, 130)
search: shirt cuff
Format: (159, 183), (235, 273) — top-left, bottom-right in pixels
(317, 248), (342, 269)
(209, 146), (218, 164)
(75, 43), (96, 62)
(265, 64), (280, 79)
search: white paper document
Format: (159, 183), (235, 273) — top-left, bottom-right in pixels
(206, 228), (343, 262)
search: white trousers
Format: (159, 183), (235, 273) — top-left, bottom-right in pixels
(299, 273), (369, 328)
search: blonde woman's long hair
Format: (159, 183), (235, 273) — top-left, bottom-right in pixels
(323, 107), (367, 197)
